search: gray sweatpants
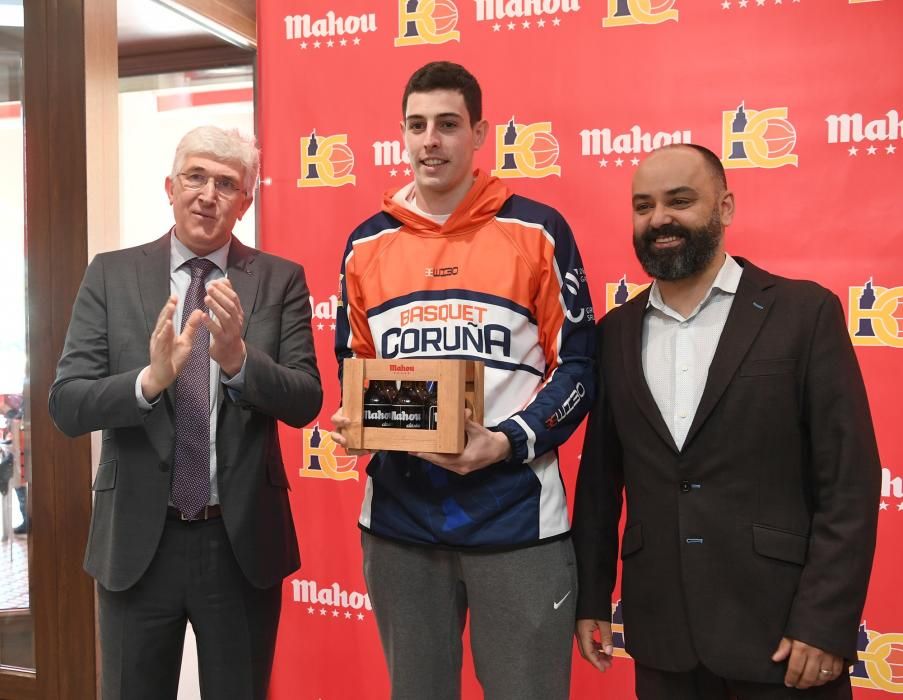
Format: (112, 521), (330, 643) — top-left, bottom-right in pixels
(362, 533), (577, 700)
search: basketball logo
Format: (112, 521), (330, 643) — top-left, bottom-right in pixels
(298, 130), (357, 188)
(603, 0), (679, 27)
(722, 103), (799, 169)
(492, 117), (562, 179)
(395, 0), (460, 47)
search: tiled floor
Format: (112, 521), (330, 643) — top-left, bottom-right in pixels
(0, 534), (30, 609)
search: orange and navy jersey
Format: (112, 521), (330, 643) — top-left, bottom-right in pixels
(336, 170), (595, 549)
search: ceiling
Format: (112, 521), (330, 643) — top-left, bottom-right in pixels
(116, 0), (256, 76)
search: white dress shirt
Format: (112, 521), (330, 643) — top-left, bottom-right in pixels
(641, 254), (743, 451)
(135, 232), (247, 505)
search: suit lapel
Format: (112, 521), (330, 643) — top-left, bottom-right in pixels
(682, 259), (776, 448)
(137, 233), (175, 406)
(621, 289), (680, 453)
(138, 232), (172, 336)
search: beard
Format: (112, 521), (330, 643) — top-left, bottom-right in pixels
(633, 210), (723, 282)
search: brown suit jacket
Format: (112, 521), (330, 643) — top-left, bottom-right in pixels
(572, 258), (880, 683)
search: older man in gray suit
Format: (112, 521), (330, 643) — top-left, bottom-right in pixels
(50, 126), (322, 700)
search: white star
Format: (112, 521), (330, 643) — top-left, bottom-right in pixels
(552, 17), (561, 26)
(307, 606), (315, 614)
(631, 157), (640, 166)
(313, 40), (321, 48)
(867, 145), (877, 155)
(739, 0), (748, 6)
(774, 0), (782, 4)
(493, 23), (501, 32)
(507, 21), (515, 30)
(757, 0), (765, 5)
(300, 41), (308, 49)
(404, 168), (411, 176)
(879, 501), (888, 510)
(389, 168), (398, 177)
(344, 611), (352, 619)
(615, 158), (624, 167)
(330, 323), (336, 331)
(537, 18), (546, 27)
(522, 20), (530, 28)
(331, 610), (340, 618)
(320, 608), (328, 615)
(887, 144), (896, 154)
(340, 38), (347, 46)
(599, 159), (608, 168)
(316, 323), (324, 331)
(356, 613), (365, 620)
(353, 37), (361, 45)
(326, 39), (334, 48)
(898, 502), (903, 511)
(848, 146), (858, 156)
(722, 0), (731, 8)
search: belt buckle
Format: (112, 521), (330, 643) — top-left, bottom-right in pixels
(180, 506), (209, 522)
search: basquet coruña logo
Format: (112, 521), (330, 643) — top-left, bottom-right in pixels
(492, 117), (560, 179)
(300, 423), (359, 481)
(298, 130), (356, 188)
(848, 279), (903, 348)
(602, 0), (678, 27)
(395, 0), (460, 46)
(722, 103), (798, 169)
(852, 621), (903, 692)
(606, 275), (650, 313)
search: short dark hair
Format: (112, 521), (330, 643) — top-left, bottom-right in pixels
(402, 61), (482, 125)
(662, 143), (728, 190)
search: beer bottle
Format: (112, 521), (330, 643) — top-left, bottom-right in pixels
(393, 381), (425, 429)
(423, 381), (438, 430)
(363, 380), (394, 428)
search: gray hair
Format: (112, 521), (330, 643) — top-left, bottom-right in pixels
(171, 126), (260, 193)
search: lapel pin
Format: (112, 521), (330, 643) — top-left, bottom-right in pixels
(753, 302), (764, 310)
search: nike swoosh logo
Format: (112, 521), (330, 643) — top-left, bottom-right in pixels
(553, 590), (571, 610)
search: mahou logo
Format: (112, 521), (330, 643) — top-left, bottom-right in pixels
(297, 129), (356, 188)
(395, 0), (460, 47)
(492, 117), (561, 179)
(722, 102), (798, 169)
(826, 109), (902, 149)
(290, 579), (373, 621)
(848, 279), (903, 349)
(283, 11), (377, 40)
(602, 0), (678, 27)
(580, 125), (692, 157)
(475, 0), (581, 21)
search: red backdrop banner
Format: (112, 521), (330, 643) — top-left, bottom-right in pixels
(257, 1), (902, 696)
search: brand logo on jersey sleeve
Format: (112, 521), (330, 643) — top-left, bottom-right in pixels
(492, 117), (561, 179)
(395, 0), (460, 46)
(848, 279), (903, 348)
(300, 423), (359, 481)
(602, 0), (678, 27)
(298, 130), (356, 188)
(722, 103), (798, 169)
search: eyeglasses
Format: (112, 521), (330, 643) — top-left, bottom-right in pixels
(178, 171), (243, 198)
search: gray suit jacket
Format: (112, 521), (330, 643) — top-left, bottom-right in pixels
(572, 258), (880, 682)
(50, 233), (323, 591)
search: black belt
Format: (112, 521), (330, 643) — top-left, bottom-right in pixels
(166, 504), (222, 522)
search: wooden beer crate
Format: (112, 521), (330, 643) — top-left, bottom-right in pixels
(341, 358), (485, 453)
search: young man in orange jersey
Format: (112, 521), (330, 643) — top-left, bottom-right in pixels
(331, 62), (596, 699)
